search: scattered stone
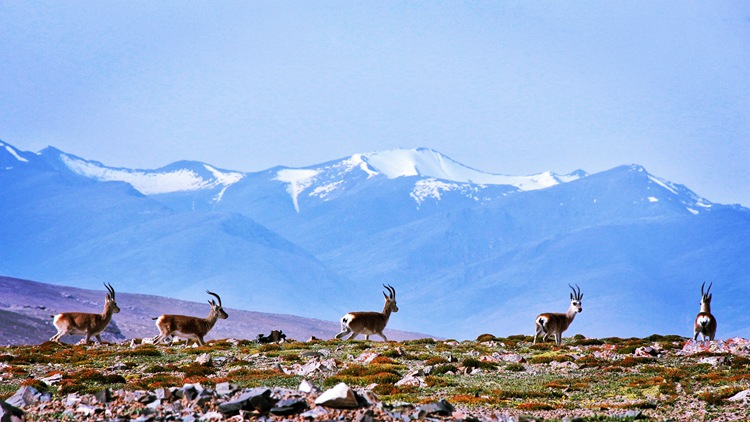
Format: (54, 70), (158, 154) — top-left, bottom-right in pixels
(215, 382), (238, 397)
(75, 404), (97, 417)
(65, 393), (82, 407)
(614, 410), (642, 419)
(314, 383), (360, 409)
(497, 353), (526, 363)
(300, 350), (323, 358)
(295, 357), (337, 376)
(195, 353), (212, 366)
(699, 356), (726, 366)
(218, 388), (273, 415)
(181, 384), (200, 401)
(634, 346), (662, 357)
(550, 360), (579, 370)
(355, 351), (379, 364)
(300, 406), (330, 419)
(354, 409), (378, 422)
(94, 388), (111, 404)
(6, 386), (41, 408)
(146, 398), (162, 410)
(354, 389), (380, 407)
(270, 398), (309, 415)
(136, 391), (157, 405)
(728, 389), (750, 403)
(168, 387), (182, 399)
(40, 373), (63, 385)
(298, 379), (319, 394)
(416, 399), (455, 417)
(395, 372), (426, 387)
(680, 337), (750, 356)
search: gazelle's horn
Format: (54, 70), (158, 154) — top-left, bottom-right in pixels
(206, 290), (222, 307)
(104, 282), (115, 299)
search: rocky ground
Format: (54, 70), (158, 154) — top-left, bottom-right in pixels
(1, 335), (749, 421)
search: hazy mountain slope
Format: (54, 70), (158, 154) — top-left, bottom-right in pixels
(2, 141), (748, 341)
(315, 165), (750, 338)
(0, 144), (355, 322)
(0, 277), (431, 345)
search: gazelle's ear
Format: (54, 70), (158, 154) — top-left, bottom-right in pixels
(383, 292), (389, 300)
(570, 292), (573, 300)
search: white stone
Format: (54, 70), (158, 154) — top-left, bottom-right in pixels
(314, 383), (359, 408)
(728, 389), (750, 403)
(298, 379), (319, 394)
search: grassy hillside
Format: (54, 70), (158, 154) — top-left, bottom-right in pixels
(1, 335), (748, 420)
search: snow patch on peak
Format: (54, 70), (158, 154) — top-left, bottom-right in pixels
(204, 164), (244, 186)
(359, 148), (584, 191)
(4, 144), (29, 163)
(60, 154), (244, 195)
(411, 179), (486, 205)
(347, 154), (379, 178)
(646, 173), (712, 213)
(274, 169), (320, 213)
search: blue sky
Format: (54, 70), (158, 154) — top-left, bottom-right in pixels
(2, 2), (749, 206)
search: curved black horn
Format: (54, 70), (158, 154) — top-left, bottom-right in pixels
(568, 283), (582, 300)
(706, 282), (712, 296)
(104, 282), (115, 299)
(700, 281), (706, 296)
(206, 290), (222, 307)
(383, 284), (395, 298)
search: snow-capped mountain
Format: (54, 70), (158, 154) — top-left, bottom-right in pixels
(1, 140), (748, 340)
(271, 148), (587, 210)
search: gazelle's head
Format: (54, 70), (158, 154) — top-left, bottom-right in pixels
(568, 284), (583, 314)
(383, 284), (398, 313)
(207, 290), (229, 320)
(699, 282), (713, 311)
(104, 283), (121, 314)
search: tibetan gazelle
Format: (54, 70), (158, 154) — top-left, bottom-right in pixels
(50, 283), (120, 344)
(693, 282), (717, 341)
(336, 284), (398, 342)
(152, 290), (228, 346)
(534, 284), (583, 345)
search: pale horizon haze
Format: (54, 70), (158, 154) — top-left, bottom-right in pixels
(2, 2), (749, 206)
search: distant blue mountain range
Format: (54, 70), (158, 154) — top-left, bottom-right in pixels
(2, 140), (748, 339)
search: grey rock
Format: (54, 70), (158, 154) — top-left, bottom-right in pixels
(300, 406), (330, 419)
(270, 398), (309, 415)
(218, 388), (274, 415)
(6, 386), (40, 408)
(146, 398), (162, 410)
(215, 382), (238, 397)
(614, 410), (642, 419)
(94, 388), (111, 404)
(182, 385), (199, 401)
(154, 388), (170, 401)
(416, 399), (455, 417)
(40, 373), (63, 385)
(200, 411), (224, 420)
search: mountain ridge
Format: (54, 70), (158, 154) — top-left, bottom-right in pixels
(1, 140), (748, 340)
